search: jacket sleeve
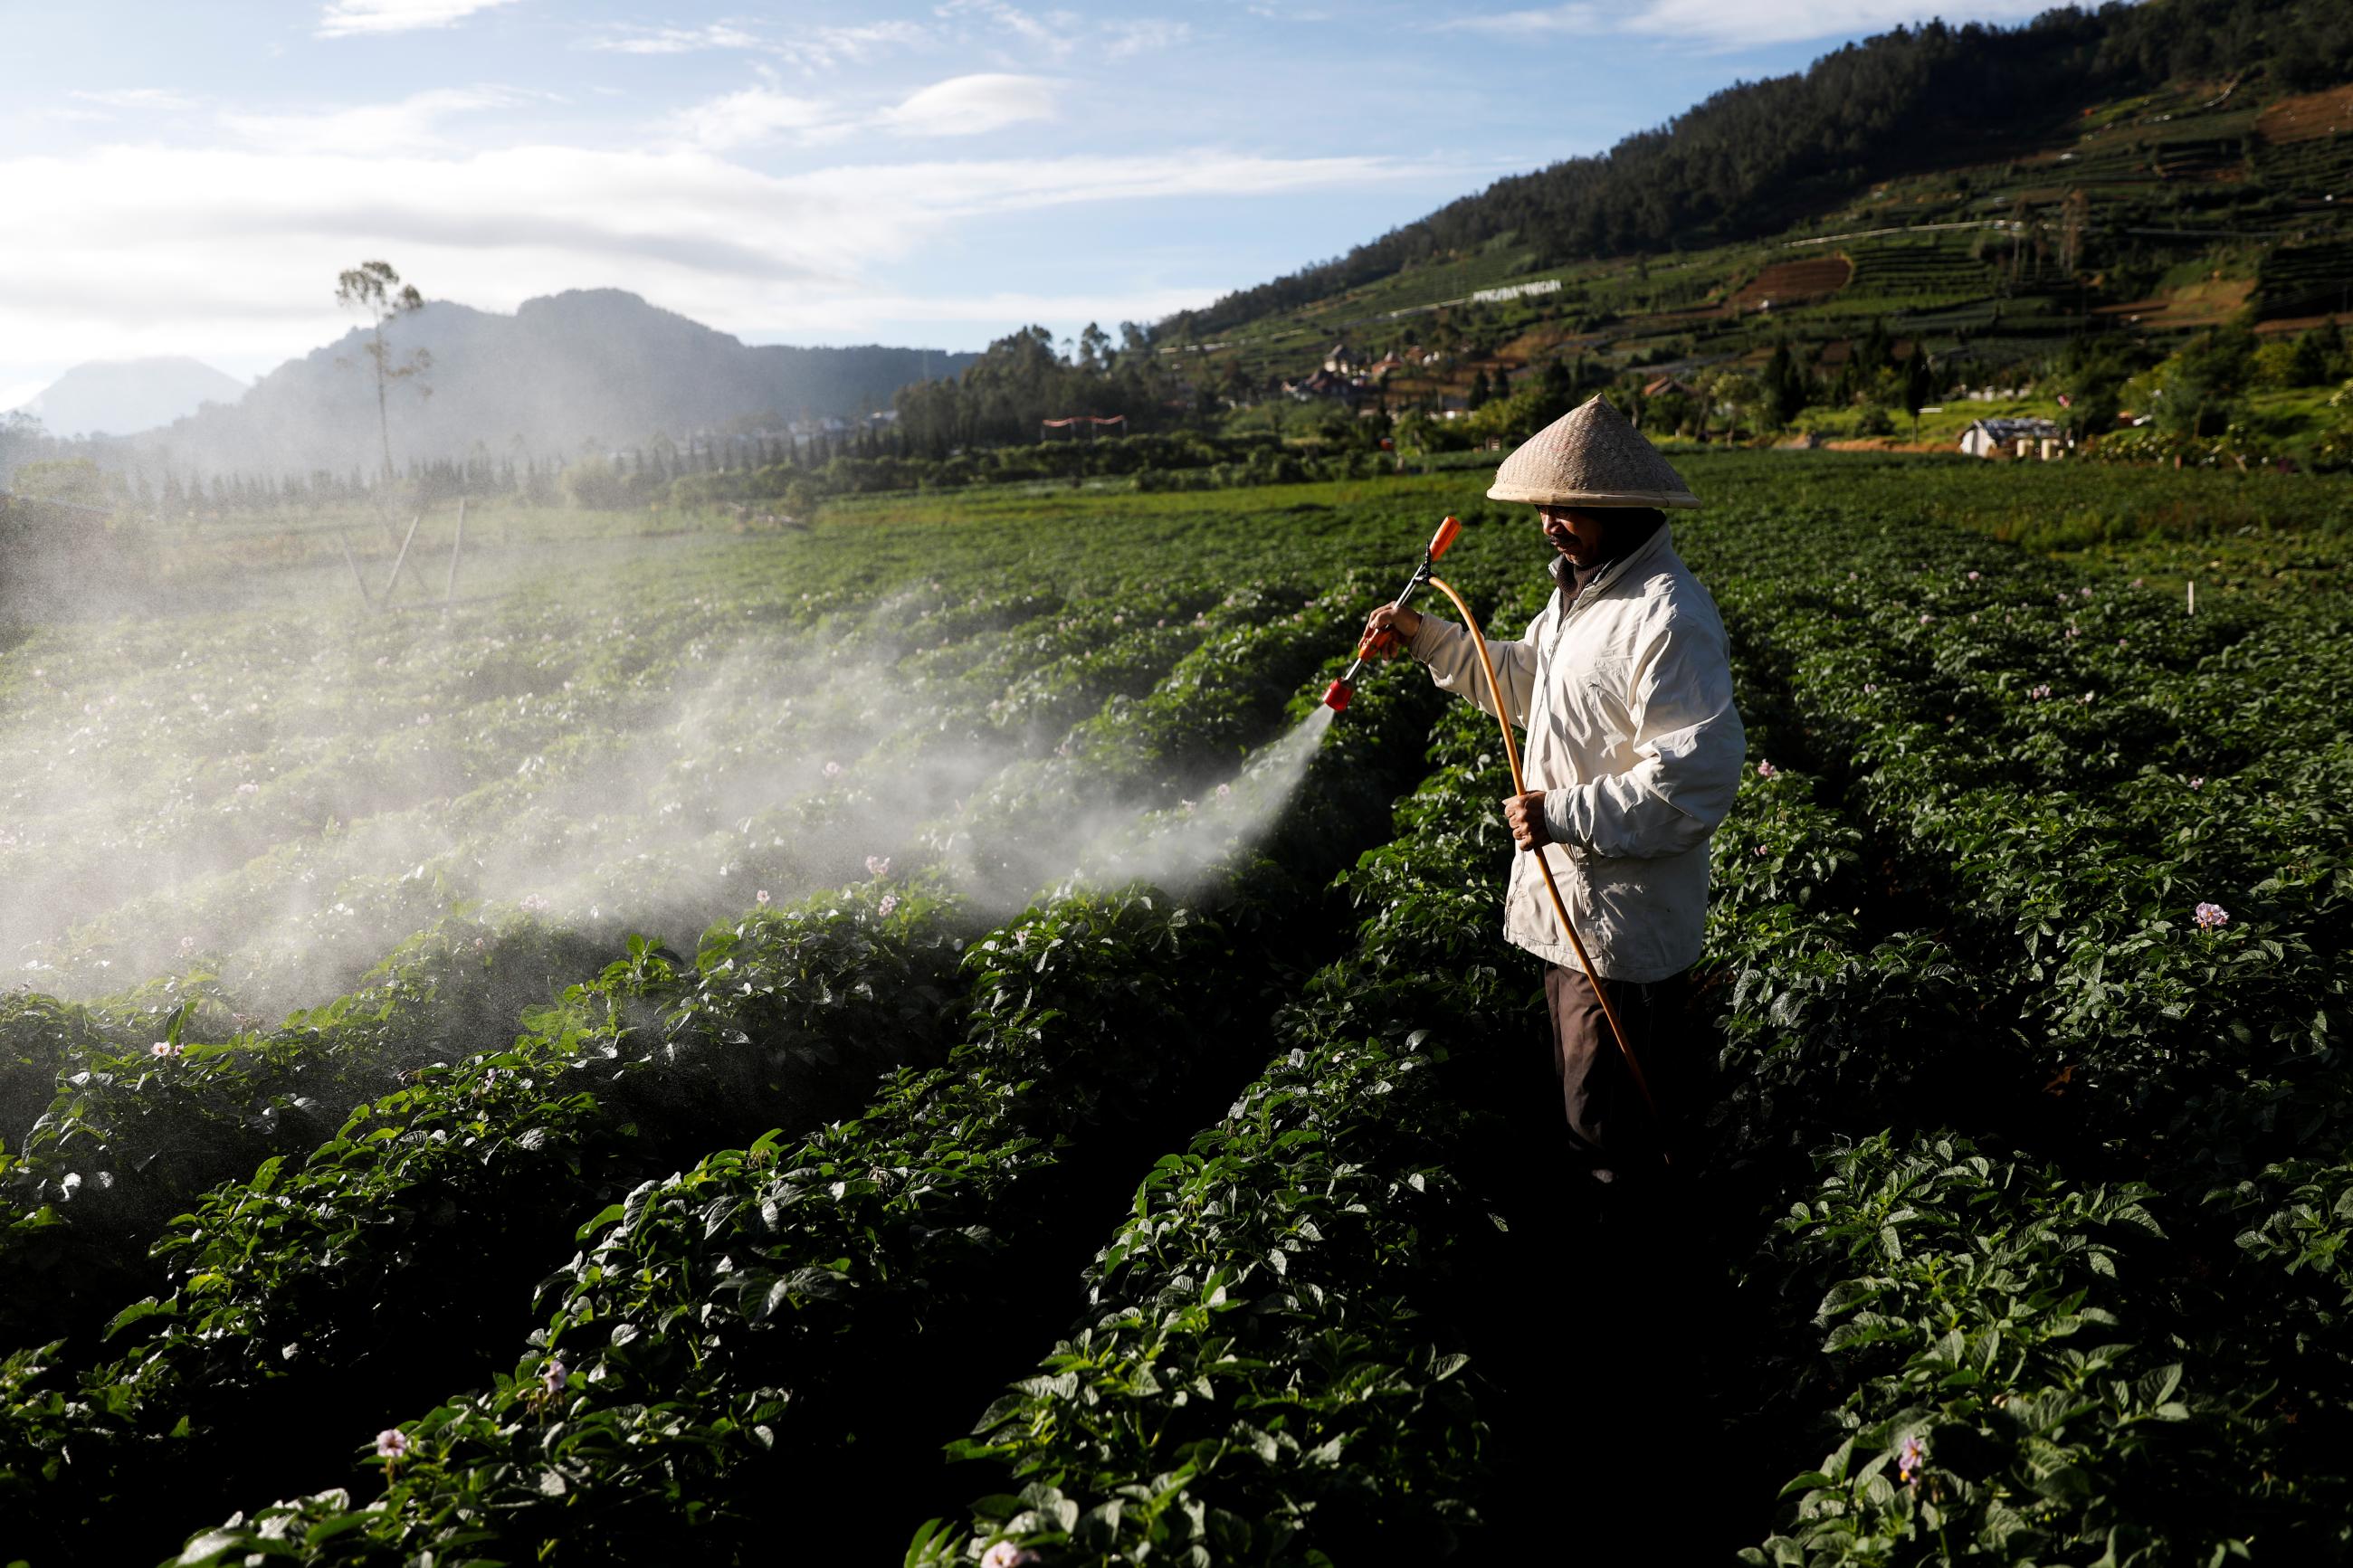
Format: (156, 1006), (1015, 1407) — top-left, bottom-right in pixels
(1410, 609), (1540, 728)
(1542, 605), (1744, 859)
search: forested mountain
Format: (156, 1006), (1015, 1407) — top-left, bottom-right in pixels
(1163, 0), (2353, 342)
(122, 290), (974, 479)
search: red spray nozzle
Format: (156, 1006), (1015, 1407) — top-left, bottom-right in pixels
(1322, 679), (1353, 712)
(1428, 514), (1461, 561)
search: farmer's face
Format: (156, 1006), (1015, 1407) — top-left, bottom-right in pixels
(1537, 506), (1609, 565)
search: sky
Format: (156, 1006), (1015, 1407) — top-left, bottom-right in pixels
(0, 0), (2072, 410)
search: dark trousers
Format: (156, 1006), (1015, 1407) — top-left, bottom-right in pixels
(1544, 963), (1700, 1187)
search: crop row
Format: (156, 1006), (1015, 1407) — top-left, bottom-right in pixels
(913, 556), (2007, 1563)
(1709, 529), (2350, 1172)
(1686, 510), (2353, 1561)
(154, 597), (1462, 1564)
(0, 882), (964, 1563)
(909, 676), (1533, 1563)
(1739, 1133), (2310, 1567)
(4, 552), (1450, 1564)
(0, 575), (1336, 1361)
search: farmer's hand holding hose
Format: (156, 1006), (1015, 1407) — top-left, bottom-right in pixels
(1502, 790), (1551, 851)
(1360, 604), (1422, 660)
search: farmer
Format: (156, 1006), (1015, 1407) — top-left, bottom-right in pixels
(1362, 394), (1744, 1196)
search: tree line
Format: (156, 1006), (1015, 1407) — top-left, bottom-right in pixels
(891, 324), (1195, 454)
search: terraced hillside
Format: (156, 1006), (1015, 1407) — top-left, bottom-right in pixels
(1167, 14), (2353, 404)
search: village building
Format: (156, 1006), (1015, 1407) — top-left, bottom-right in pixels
(1958, 416), (2065, 459)
(1284, 367), (1369, 404)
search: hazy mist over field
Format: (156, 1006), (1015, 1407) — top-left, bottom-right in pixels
(0, 544), (1329, 1017)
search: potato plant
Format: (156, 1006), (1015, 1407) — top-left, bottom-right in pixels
(0, 455), (2347, 1563)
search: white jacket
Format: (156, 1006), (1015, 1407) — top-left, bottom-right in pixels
(1410, 522), (1743, 983)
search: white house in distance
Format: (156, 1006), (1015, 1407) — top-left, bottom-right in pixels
(1959, 415), (2066, 459)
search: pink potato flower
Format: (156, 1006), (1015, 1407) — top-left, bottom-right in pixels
(2195, 902), (2230, 931)
(981, 1545), (1042, 1568)
(756, 889), (771, 906)
(375, 1429), (409, 1459)
(878, 894), (899, 918)
(150, 1041), (181, 1060)
(865, 855), (891, 878)
(1897, 1434), (1927, 1486)
(1755, 760), (1777, 779)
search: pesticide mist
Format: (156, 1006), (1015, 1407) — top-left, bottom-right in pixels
(0, 526), (1343, 1021)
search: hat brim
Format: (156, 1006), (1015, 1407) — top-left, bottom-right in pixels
(1485, 483), (1700, 508)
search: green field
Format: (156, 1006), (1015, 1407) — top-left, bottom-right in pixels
(4, 455), (2350, 1564)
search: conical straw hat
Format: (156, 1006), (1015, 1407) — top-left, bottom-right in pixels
(1487, 394), (1700, 508)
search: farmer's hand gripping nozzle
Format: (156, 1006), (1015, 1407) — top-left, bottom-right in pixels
(1323, 513), (1460, 713)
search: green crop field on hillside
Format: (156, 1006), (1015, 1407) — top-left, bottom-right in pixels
(4, 452), (2349, 1564)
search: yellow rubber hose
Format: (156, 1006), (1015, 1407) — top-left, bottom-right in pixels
(1425, 575), (1667, 1145)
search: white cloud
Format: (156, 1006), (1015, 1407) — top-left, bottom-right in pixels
(315, 0), (523, 39)
(1104, 19), (1193, 58)
(587, 22), (764, 54)
(316, 0), (522, 37)
(664, 87), (841, 152)
(1442, 0), (2055, 48)
(70, 88), (203, 111)
(662, 72), (1061, 150)
(778, 20), (935, 70)
(1625, 0), (2053, 46)
(587, 18), (933, 66)
(223, 88), (531, 156)
(0, 138), (1433, 383)
(1436, 5), (1601, 36)
(880, 74), (1059, 138)
(935, 1), (1082, 61)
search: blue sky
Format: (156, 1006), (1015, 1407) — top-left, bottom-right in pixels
(0, 0), (2067, 406)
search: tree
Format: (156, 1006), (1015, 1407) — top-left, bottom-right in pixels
(1707, 370), (1763, 442)
(2148, 327), (2255, 437)
(1762, 342), (1809, 428)
(1902, 349), (1937, 440)
(335, 261), (433, 487)
(2288, 328), (2341, 388)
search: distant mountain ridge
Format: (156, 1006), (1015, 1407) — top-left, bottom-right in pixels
(20, 357), (248, 440)
(129, 290), (976, 478)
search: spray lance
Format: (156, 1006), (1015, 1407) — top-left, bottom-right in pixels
(1321, 513), (1462, 714)
(1321, 512), (1667, 1155)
